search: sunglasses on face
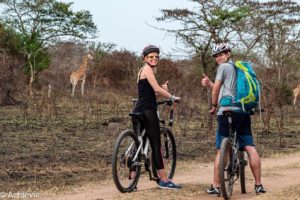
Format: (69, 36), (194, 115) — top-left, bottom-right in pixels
(147, 55), (159, 59)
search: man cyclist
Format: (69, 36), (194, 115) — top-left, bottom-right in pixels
(201, 43), (266, 195)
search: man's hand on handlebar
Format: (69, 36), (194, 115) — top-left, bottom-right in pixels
(209, 107), (217, 114)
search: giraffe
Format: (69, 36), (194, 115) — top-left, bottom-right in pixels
(293, 84), (300, 105)
(70, 53), (93, 97)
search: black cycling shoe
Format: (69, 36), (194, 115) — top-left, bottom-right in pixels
(255, 184), (266, 194)
(207, 185), (221, 196)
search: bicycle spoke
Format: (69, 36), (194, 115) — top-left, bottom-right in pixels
(219, 138), (235, 199)
(112, 130), (141, 193)
(152, 129), (176, 181)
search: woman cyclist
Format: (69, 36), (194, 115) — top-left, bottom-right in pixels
(132, 45), (181, 189)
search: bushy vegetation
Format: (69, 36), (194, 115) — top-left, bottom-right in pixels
(0, 0), (299, 193)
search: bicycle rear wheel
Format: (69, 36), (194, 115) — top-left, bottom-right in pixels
(112, 129), (141, 193)
(239, 151), (246, 193)
(219, 138), (234, 200)
(152, 128), (176, 182)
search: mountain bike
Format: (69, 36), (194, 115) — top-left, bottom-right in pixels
(112, 99), (178, 193)
(219, 111), (248, 200)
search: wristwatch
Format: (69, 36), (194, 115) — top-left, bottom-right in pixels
(170, 94), (175, 101)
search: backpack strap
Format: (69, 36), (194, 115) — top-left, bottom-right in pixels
(223, 61), (236, 99)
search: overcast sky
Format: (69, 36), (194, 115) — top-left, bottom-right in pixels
(61, 0), (196, 56)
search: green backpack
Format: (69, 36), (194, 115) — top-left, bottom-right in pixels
(220, 61), (261, 112)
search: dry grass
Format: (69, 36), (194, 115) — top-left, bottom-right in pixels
(254, 184), (300, 200)
(0, 92), (300, 195)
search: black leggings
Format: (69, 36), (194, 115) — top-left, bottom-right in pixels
(144, 109), (164, 170)
(133, 109), (164, 170)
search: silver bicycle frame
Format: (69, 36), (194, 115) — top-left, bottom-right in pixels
(130, 109), (161, 163)
(131, 129), (150, 162)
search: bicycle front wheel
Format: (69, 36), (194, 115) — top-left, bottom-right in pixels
(152, 128), (176, 182)
(112, 129), (141, 193)
(219, 138), (234, 200)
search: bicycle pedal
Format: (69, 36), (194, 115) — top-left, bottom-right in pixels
(240, 159), (248, 166)
(132, 162), (143, 167)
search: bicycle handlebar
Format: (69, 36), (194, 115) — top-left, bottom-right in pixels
(157, 99), (180, 126)
(132, 98), (180, 106)
(157, 99), (181, 105)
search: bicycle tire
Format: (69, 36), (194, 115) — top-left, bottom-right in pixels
(112, 129), (141, 193)
(239, 151), (246, 193)
(219, 138), (234, 200)
(152, 128), (177, 182)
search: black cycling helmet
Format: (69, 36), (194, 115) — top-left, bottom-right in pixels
(212, 43), (231, 56)
(142, 45), (160, 58)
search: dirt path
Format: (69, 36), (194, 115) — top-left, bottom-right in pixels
(38, 151), (300, 200)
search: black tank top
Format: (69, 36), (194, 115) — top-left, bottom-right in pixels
(133, 78), (157, 112)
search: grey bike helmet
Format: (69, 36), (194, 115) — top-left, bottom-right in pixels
(212, 43), (231, 56)
(142, 45), (160, 58)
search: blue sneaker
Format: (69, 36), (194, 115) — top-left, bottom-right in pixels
(158, 180), (182, 189)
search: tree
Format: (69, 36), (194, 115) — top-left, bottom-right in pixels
(156, 0), (249, 132)
(248, 0), (300, 139)
(0, 0), (97, 97)
(89, 41), (116, 88)
(0, 22), (23, 54)
(155, 0), (300, 134)
(1, 0), (97, 44)
(232, 0), (300, 60)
